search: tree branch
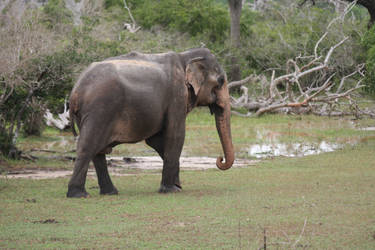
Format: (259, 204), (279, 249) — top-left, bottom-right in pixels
(229, 3), (371, 118)
(123, 0), (141, 33)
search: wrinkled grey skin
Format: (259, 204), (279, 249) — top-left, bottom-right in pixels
(67, 48), (234, 198)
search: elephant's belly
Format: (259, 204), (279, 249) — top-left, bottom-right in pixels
(110, 114), (163, 143)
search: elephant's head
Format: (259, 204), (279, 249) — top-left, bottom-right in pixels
(182, 48), (234, 170)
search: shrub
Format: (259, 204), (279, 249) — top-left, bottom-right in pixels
(0, 124), (13, 158)
(22, 99), (45, 137)
(129, 0), (229, 42)
(42, 0), (73, 28)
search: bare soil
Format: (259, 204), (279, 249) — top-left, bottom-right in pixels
(3, 156), (258, 179)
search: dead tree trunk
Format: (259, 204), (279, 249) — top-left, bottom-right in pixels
(123, 0), (141, 33)
(228, 0), (243, 85)
(44, 99), (70, 130)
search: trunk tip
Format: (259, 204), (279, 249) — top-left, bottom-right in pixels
(216, 156), (233, 170)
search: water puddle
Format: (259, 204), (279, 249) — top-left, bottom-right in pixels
(241, 129), (362, 159)
(359, 127), (375, 131)
(3, 157), (258, 179)
(108, 156), (256, 170)
(243, 141), (345, 158)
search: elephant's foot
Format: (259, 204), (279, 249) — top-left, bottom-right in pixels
(159, 184), (182, 193)
(66, 187), (90, 198)
(100, 186), (118, 195)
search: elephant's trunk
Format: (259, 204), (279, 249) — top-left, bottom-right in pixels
(214, 84), (234, 170)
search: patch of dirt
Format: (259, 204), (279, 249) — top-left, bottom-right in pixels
(2, 156), (258, 179)
(32, 219), (59, 224)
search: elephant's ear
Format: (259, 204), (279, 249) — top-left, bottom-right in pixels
(186, 57), (205, 96)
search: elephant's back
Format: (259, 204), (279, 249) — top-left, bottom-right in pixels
(73, 59), (168, 105)
(71, 59), (170, 143)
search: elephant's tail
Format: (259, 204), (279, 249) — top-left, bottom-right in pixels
(70, 109), (78, 137)
(69, 93), (79, 137)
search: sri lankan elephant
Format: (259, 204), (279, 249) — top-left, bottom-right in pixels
(67, 48), (234, 198)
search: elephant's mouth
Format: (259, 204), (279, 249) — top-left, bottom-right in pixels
(208, 103), (223, 115)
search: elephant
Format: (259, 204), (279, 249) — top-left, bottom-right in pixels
(67, 48), (234, 198)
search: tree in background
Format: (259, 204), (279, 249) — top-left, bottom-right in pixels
(0, 12), (55, 157)
(300, 0), (375, 28)
(362, 25), (375, 93)
(0, 8), (79, 158)
(344, 0), (375, 28)
(228, 0), (243, 83)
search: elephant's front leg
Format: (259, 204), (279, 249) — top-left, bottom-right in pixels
(158, 120), (185, 193)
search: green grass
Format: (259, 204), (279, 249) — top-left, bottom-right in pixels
(185, 108), (375, 157)
(1, 110), (375, 248)
(0, 139), (374, 249)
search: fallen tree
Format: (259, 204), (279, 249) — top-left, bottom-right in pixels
(44, 99), (70, 130)
(229, 1), (375, 118)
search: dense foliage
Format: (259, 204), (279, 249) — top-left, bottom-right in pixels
(105, 0), (229, 42)
(363, 25), (375, 93)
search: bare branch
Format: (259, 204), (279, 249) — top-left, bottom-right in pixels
(324, 37), (348, 65)
(336, 63), (365, 93)
(44, 99), (70, 130)
(230, 2), (368, 119)
(123, 0), (141, 33)
(292, 218), (308, 249)
(231, 110), (253, 117)
(314, 32), (327, 58)
(228, 74), (259, 89)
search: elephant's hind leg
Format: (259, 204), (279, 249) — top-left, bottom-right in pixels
(93, 153), (118, 195)
(67, 152), (91, 198)
(67, 121), (110, 198)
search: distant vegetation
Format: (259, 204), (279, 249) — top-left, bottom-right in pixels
(0, 0), (374, 158)
(363, 25), (375, 93)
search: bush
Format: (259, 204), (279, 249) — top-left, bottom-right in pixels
(15, 51), (75, 114)
(42, 0), (73, 28)
(22, 99), (45, 137)
(129, 0), (229, 42)
(104, 0), (125, 9)
(0, 124), (13, 158)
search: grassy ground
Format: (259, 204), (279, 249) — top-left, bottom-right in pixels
(0, 140), (374, 249)
(0, 109), (375, 249)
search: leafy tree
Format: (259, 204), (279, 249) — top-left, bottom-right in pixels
(42, 0), (74, 28)
(344, 0), (375, 28)
(362, 25), (375, 93)
(300, 0), (375, 28)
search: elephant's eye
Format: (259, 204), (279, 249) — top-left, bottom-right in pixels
(217, 75), (225, 87)
(198, 63), (206, 71)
